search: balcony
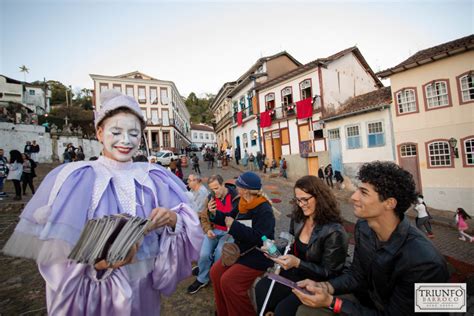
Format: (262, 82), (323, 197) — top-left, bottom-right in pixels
(264, 101), (320, 123)
(232, 106), (255, 124)
(215, 112), (232, 132)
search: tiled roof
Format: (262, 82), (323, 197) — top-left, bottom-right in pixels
(256, 47), (383, 91)
(377, 34), (474, 78)
(191, 123), (214, 132)
(322, 86), (392, 121)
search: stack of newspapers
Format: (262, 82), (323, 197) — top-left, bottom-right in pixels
(68, 215), (150, 265)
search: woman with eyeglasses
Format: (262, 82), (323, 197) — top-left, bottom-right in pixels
(255, 175), (348, 316)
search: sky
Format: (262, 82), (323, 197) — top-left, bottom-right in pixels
(1, 0), (473, 97)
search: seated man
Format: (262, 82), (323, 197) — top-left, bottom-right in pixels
(187, 175), (240, 294)
(294, 161), (449, 315)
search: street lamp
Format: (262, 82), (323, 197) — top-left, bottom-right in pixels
(448, 137), (459, 158)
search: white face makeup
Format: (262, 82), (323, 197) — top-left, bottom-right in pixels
(97, 112), (142, 162)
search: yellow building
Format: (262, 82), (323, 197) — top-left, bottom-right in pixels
(377, 35), (474, 214)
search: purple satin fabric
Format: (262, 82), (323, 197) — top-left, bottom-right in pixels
(8, 162), (203, 315)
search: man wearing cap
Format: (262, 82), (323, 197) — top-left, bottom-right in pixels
(210, 171), (275, 316)
(187, 174), (239, 294)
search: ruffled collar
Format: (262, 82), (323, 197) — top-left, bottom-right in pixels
(98, 156), (134, 170)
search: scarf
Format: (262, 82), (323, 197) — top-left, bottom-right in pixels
(238, 195), (268, 214)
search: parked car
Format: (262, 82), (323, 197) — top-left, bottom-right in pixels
(186, 144), (199, 152)
(155, 150), (180, 166)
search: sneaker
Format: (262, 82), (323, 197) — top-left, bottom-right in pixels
(192, 266), (199, 276)
(187, 279), (208, 294)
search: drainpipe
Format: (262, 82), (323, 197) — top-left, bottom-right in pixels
(387, 104), (397, 162)
(250, 75), (263, 153)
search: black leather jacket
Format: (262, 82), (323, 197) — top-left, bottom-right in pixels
(290, 219), (348, 281)
(330, 217), (449, 315)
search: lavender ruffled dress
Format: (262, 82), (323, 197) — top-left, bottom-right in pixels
(3, 156), (203, 315)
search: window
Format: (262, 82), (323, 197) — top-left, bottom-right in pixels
(162, 110), (169, 126)
(138, 86), (146, 103)
(29, 90), (35, 95)
(458, 72), (474, 103)
(400, 144), (417, 157)
(163, 131), (170, 148)
(141, 108), (147, 121)
(205, 134), (209, 140)
(425, 80), (449, 109)
(151, 110), (159, 125)
(211, 134), (214, 140)
(367, 121), (385, 147)
(247, 92), (253, 115)
(463, 137), (474, 166)
(300, 79), (312, 100)
(100, 83), (109, 93)
(328, 129), (340, 140)
(150, 87), (158, 104)
(200, 133), (203, 139)
(243, 133), (248, 148)
(193, 132), (197, 139)
(265, 93), (275, 110)
(113, 84), (122, 92)
(346, 125), (361, 149)
(281, 87), (293, 106)
(396, 89), (417, 114)
(250, 130), (257, 146)
(126, 85), (134, 97)
(160, 88), (169, 105)
(427, 141), (452, 167)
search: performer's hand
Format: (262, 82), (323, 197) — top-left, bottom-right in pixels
(148, 207), (177, 231)
(207, 230), (216, 239)
(292, 284), (333, 308)
(268, 254), (300, 270)
(208, 199), (217, 215)
(225, 216), (234, 228)
(94, 242), (140, 270)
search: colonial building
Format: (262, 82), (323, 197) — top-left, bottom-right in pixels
(90, 71), (191, 152)
(209, 81), (236, 150)
(229, 51), (302, 156)
(191, 123), (216, 148)
(256, 47), (382, 179)
(322, 87), (394, 184)
(377, 34), (474, 213)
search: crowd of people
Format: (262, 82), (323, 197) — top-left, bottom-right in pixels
(0, 89), (470, 315)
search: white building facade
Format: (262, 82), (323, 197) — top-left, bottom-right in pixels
(256, 47), (383, 179)
(0, 75), (51, 115)
(191, 123), (217, 148)
(90, 71), (191, 152)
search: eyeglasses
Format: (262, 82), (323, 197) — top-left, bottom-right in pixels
(292, 196), (314, 206)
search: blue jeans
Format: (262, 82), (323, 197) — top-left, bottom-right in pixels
(0, 177), (4, 192)
(197, 229), (233, 284)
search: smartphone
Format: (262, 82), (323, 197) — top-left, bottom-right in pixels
(267, 273), (312, 295)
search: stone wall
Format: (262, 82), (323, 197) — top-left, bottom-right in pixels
(0, 122), (101, 162)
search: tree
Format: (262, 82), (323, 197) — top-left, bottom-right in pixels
(47, 80), (72, 106)
(185, 92), (215, 124)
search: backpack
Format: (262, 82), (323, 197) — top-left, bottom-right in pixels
(282, 160), (287, 169)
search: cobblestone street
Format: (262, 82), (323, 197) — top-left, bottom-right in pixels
(0, 158), (473, 315)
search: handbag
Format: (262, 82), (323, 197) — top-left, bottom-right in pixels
(221, 243), (257, 267)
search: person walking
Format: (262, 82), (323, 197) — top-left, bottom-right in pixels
(192, 154), (201, 175)
(7, 150), (23, 200)
(324, 164), (333, 188)
(30, 140), (40, 163)
(318, 165), (325, 182)
(455, 207), (473, 242)
(0, 149), (8, 199)
(414, 195), (434, 238)
(280, 158), (288, 179)
(249, 153), (256, 171)
(21, 153), (36, 195)
(235, 146), (241, 165)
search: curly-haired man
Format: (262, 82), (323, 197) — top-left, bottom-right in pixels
(293, 161), (449, 315)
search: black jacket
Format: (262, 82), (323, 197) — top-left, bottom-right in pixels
(329, 218), (449, 315)
(290, 219), (348, 281)
(213, 200), (275, 271)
